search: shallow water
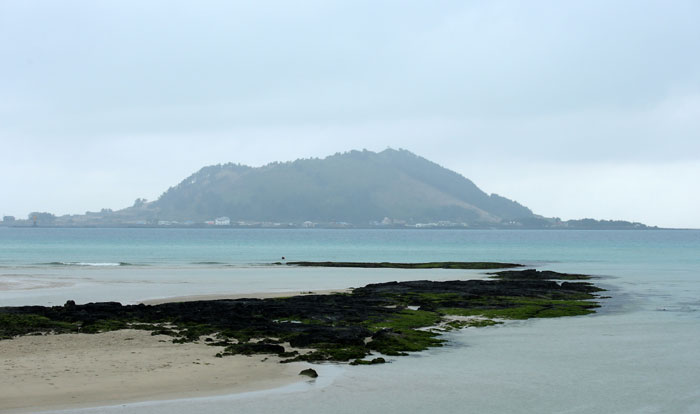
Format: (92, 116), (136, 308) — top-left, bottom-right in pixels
(2, 228), (699, 413)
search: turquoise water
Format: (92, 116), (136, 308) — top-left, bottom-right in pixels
(1, 228), (699, 413)
(2, 227), (698, 267)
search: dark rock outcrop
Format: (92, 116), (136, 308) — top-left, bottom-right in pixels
(0, 275), (604, 361)
(299, 368), (318, 378)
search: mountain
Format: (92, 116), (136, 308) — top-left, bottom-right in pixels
(4, 148), (655, 229)
(130, 148), (534, 226)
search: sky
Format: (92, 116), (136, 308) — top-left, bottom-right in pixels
(1, 0), (699, 228)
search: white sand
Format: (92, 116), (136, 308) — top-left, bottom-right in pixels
(0, 290), (349, 413)
(0, 329), (309, 413)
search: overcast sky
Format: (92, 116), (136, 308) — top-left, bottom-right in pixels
(1, 0), (699, 228)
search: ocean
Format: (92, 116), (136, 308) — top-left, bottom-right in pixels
(1, 227), (699, 413)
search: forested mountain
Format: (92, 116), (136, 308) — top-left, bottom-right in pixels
(6, 149), (654, 229)
(140, 149), (534, 225)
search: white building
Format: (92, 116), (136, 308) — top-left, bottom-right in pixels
(214, 216), (231, 226)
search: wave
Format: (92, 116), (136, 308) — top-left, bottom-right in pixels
(190, 261), (228, 265)
(40, 262), (134, 267)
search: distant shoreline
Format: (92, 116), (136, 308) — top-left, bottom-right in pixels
(0, 224), (671, 230)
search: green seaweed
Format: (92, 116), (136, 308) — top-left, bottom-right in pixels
(0, 313), (78, 339)
(79, 319), (130, 334)
(1, 269), (604, 366)
(368, 328), (444, 356)
(440, 297), (599, 320)
(350, 357), (386, 365)
(174, 323), (217, 342)
(442, 318), (501, 331)
(219, 342), (286, 356)
(367, 309), (442, 332)
(283, 344), (368, 362)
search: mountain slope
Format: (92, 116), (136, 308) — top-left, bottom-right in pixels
(142, 149), (534, 225)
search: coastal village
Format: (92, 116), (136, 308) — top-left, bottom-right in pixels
(0, 212), (651, 230)
(0, 213), (478, 229)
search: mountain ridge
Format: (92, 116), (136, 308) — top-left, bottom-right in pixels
(145, 148), (534, 225)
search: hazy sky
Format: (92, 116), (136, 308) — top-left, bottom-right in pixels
(1, 0), (699, 228)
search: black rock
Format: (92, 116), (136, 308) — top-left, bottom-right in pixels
(299, 368), (318, 378)
(0, 275), (604, 362)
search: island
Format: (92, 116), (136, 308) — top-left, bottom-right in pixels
(2, 149), (655, 230)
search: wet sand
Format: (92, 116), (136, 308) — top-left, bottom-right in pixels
(0, 291), (338, 413)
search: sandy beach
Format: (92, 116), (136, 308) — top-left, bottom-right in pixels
(0, 329), (312, 413)
(0, 291), (342, 413)
(0, 329), (310, 413)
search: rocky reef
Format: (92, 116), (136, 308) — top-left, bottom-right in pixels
(285, 261), (523, 269)
(0, 268), (604, 366)
(490, 268), (593, 280)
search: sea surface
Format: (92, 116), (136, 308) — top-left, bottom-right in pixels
(1, 227), (699, 413)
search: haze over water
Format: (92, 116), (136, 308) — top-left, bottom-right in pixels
(1, 227), (699, 413)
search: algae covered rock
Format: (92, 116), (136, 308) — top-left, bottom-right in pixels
(299, 368), (318, 378)
(0, 273), (604, 362)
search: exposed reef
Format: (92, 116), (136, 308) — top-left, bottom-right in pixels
(490, 268), (593, 280)
(0, 270), (604, 365)
(285, 261), (522, 269)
